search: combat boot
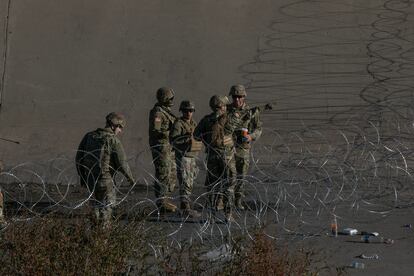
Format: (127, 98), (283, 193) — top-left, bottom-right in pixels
(158, 199), (177, 213)
(216, 196), (224, 211)
(235, 197), (245, 210)
(225, 212), (236, 223)
(180, 201), (201, 218)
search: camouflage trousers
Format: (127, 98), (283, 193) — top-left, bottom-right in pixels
(176, 155), (198, 204)
(235, 147), (250, 200)
(205, 148), (237, 213)
(151, 145), (177, 199)
(87, 178), (116, 227)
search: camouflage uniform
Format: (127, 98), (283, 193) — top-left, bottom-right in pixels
(194, 97), (237, 215)
(170, 117), (199, 207)
(76, 126), (134, 225)
(227, 103), (262, 203)
(149, 100), (177, 202)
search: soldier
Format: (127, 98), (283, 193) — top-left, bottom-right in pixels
(149, 87), (178, 212)
(76, 112), (135, 226)
(170, 100), (202, 218)
(227, 84), (263, 210)
(194, 95), (237, 222)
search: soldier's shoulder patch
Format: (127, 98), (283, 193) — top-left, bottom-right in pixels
(153, 114), (163, 130)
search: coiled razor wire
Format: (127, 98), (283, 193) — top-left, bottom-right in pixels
(1, 118), (414, 247)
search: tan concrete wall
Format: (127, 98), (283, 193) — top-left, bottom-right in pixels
(1, 0), (414, 174)
(0, 0), (276, 166)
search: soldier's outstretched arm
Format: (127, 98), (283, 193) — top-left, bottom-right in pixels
(112, 140), (135, 185)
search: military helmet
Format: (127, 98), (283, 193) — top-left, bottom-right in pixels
(229, 84), (247, 97)
(106, 112), (126, 128)
(209, 95), (230, 110)
(179, 100), (195, 112)
(156, 87), (175, 105)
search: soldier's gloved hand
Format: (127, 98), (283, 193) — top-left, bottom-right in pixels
(242, 135), (252, 143)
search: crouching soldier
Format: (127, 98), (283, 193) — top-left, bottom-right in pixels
(170, 100), (202, 218)
(194, 95), (237, 222)
(76, 112), (135, 227)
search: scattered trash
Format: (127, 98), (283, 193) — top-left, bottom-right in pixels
(361, 235), (394, 244)
(342, 228), (358, 235)
(360, 231), (379, 237)
(402, 224), (412, 228)
(357, 254), (379, 260)
(199, 244), (232, 261)
(351, 261), (365, 269)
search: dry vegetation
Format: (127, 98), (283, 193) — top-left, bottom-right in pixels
(0, 216), (317, 275)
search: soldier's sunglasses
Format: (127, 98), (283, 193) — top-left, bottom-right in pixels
(182, 109), (195, 113)
(232, 95), (245, 99)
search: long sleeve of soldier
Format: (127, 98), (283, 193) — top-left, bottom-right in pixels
(112, 141), (135, 185)
(249, 111), (263, 141)
(170, 121), (188, 146)
(151, 112), (170, 140)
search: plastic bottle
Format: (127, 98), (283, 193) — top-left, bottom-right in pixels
(241, 128), (249, 142)
(351, 261), (365, 269)
(331, 217), (338, 237)
(361, 236), (394, 244)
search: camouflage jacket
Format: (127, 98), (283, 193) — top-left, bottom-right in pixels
(76, 127), (135, 185)
(227, 103), (262, 148)
(170, 117), (197, 158)
(194, 111), (236, 152)
(148, 103), (176, 148)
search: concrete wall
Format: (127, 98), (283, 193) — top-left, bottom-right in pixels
(0, 0), (277, 166)
(1, 0), (414, 173)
